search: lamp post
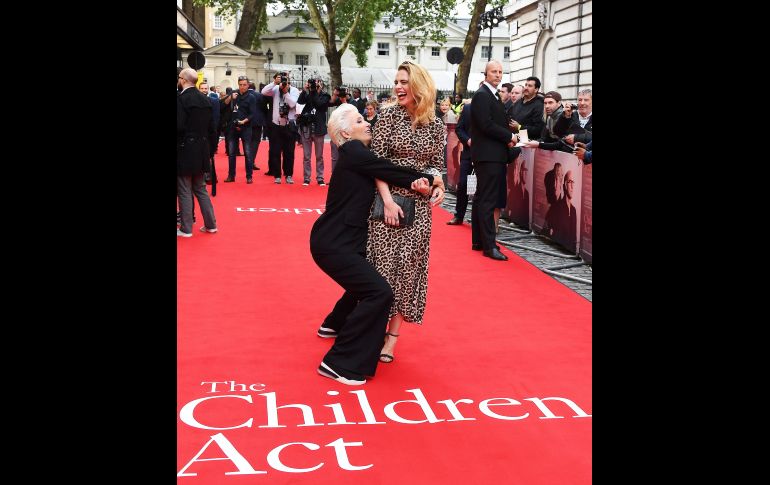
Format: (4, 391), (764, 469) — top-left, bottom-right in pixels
(266, 48), (273, 70)
(299, 56), (305, 86)
(478, 6), (504, 62)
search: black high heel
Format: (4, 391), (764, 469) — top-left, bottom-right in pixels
(379, 332), (399, 363)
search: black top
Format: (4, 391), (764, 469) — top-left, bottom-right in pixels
(510, 95), (545, 140)
(177, 87), (215, 175)
(310, 140), (435, 255)
(470, 85), (512, 164)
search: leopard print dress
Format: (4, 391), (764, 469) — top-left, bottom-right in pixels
(366, 104), (446, 324)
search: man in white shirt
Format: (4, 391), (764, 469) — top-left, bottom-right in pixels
(261, 72), (300, 184)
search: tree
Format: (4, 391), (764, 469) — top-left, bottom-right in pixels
(455, 0), (487, 97)
(194, 0), (270, 51)
(455, 0), (507, 97)
(279, 0), (456, 88)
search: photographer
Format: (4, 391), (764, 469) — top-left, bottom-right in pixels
(262, 72), (300, 184)
(328, 86), (352, 172)
(223, 76), (258, 183)
(297, 79), (332, 186)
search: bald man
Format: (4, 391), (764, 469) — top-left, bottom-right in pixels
(469, 60), (520, 261)
(177, 68), (217, 236)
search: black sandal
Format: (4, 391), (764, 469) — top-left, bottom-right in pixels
(379, 332), (399, 363)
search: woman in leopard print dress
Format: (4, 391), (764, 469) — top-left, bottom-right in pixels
(366, 61), (446, 363)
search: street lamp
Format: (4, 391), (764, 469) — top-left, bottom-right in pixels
(478, 6), (505, 62)
(266, 48), (273, 70)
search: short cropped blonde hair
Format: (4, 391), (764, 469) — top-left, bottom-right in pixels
(327, 104), (359, 146)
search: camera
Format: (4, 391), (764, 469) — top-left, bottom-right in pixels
(298, 112), (315, 126)
(279, 103), (290, 118)
(337, 86), (347, 98)
(569, 103), (578, 111)
(280, 73), (288, 87)
(308, 79), (317, 92)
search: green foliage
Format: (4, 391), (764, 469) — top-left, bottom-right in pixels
(193, 0), (272, 50)
(192, 0), (242, 21)
(278, 0), (456, 67)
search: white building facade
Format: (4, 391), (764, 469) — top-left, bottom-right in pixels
(503, 0), (592, 102)
(197, 3), (591, 101)
(202, 9), (510, 94)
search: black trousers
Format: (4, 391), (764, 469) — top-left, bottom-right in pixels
(471, 161), (506, 251)
(454, 156), (473, 220)
(268, 124), (296, 177)
(312, 251), (394, 379)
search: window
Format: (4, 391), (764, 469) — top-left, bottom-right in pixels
(431, 47), (440, 57)
(214, 37), (223, 46)
(319, 55), (325, 66)
(213, 15), (223, 30)
(481, 45), (492, 59)
(295, 54), (309, 65)
(377, 42), (390, 56)
(406, 45), (416, 56)
(504, 47), (510, 60)
(278, 54), (284, 64)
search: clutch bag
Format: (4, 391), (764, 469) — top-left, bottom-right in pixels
(373, 193), (415, 227)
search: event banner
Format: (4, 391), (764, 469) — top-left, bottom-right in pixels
(504, 147), (535, 228)
(579, 163), (592, 263)
(531, 150), (582, 254)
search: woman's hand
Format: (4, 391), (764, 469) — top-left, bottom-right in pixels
(430, 187), (445, 206)
(411, 177), (431, 195)
(384, 200), (403, 227)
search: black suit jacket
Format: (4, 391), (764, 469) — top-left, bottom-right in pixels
(470, 85), (513, 164)
(310, 140), (434, 255)
(177, 87), (215, 175)
(455, 103), (472, 161)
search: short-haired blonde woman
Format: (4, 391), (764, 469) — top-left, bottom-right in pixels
(367, 60), (447, 363)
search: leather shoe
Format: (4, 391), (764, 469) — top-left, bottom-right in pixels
(447, 217), (463, 225)
(246, 177), (253, 184)
(224, 177), (235, 183)
(471, 243), (482, 251)
(483, 248), (508, 261)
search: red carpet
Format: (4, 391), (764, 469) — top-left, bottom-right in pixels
(178, 141), (592, 483)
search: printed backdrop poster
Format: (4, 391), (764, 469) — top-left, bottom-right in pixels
(504, 147), (535, 228)
(580, 163), (592, 263)
(531, 150), (582, 254)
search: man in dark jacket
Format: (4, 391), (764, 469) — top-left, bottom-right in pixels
(177, 68), (217, 237)
(510, 76), (545, 141)
(197, 82), (220, 157)
(447, 100), (473, 225)
(311, 104), (444, 385)
(524, 91), (572, 153)
(223, 76), (258, 184)
(469, 61), (520, 261)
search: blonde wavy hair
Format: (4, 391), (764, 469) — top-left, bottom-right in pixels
(394, 60), (436, 128)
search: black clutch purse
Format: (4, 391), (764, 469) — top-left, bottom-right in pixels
(373, 193), (415, 227)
